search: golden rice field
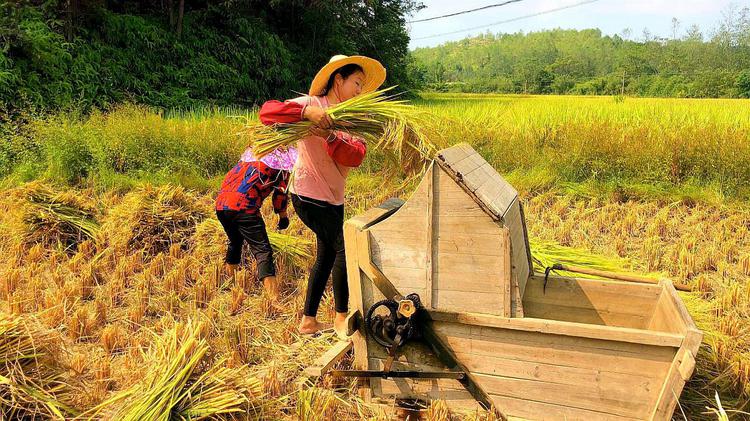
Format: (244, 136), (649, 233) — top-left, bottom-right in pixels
(0, 93), (749, 419)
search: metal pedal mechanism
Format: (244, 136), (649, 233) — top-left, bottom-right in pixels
(331, 293), (465, 380)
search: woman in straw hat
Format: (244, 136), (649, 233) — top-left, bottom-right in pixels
(258, 55), (386, 336)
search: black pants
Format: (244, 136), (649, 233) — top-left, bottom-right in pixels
(216, 210), (275, 279)
(292, 194), (348, 317)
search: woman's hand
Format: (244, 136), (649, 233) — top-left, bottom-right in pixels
(308, 126), (333, 139)
(303, 106), (333, 129)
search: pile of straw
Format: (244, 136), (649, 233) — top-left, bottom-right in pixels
(101, 184), (208, 255)
(9, 182), (99, 250)
(100, 319), (264, 420)
(0, 311), (77, 419)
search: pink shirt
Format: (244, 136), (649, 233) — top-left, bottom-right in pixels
(288, 95), (352, 205)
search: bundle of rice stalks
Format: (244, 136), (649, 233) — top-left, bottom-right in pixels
(296, 387), (345, 421)
(102, 184), (208, 255)
(99, 319), (264, 420)
(192, 218), (312, 265)
(10, 181), (98, 250)
(249, 87), (437, 172)
(530, 239), (633, 277)
(0, 311), (77, 419)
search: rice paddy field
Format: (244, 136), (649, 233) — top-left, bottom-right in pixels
(1, 93), (749, 419)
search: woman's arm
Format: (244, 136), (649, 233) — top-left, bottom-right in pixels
(325, 131), (366, 167)
(259, 96), (333, 128)
(271, 172), (289, 215)
(259, 100), (306, 125)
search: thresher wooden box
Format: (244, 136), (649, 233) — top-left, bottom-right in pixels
(344, 143), (702, 420)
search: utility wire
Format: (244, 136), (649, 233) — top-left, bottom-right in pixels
(412, 0), (604, 41)
(407, 0), (524, 23)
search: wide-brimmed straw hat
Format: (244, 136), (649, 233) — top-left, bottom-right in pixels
(308, 54), (386, 97)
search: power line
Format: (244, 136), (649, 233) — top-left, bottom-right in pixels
(411, 0), (604, 41)
(407, 0), (525, 24)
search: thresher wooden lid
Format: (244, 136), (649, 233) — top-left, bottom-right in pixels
(435, 143), (533, 292)
(436, 143), (518, 221)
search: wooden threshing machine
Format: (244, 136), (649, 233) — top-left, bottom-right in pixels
(318, 143), (701, 420)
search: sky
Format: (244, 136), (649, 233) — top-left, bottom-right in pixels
(407, 0), (750, 50)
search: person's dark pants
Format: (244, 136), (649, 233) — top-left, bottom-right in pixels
(216, 210), (275, 279)
(292, 194), (348, 317)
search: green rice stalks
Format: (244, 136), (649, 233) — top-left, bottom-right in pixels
(248, 87), (437, 170)
(103, 319), (263, 421)
(0, 311), (77, 419)
(529, 239), (631, 277)
(269, 231), (312, 262)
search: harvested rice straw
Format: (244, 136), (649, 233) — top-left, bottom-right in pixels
(248, 87), (437, 170)
(0, 311), (77, 419)
(98, 319), (263, 420)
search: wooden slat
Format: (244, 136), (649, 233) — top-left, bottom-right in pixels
(377, 266), (426, 291)
(425, 164), (436, 309)
(522, 301), (651, 329)
(490, 394), (641, 421)
(434, 290), (505, 314)
(304, 340), (353, 377)
(427, 311), (684, 348)
(436, 232), (506, 256)
(347, 199), (404, 230)
(523, 276), (660, 328)
(437, 143), (473, 165)
(473, 373), (652, 418)
(343, 223), (369, 372)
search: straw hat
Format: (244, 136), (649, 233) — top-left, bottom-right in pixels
(308, 55), (386, 97)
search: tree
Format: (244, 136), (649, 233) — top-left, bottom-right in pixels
(738, 69), (750, 97)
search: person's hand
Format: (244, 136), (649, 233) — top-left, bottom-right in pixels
(277, 216), (289, 230)
(303, 106), (333, 129)
(308, 126), (333, 139)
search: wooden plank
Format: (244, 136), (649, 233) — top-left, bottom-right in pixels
(377, 266), (426, 291)
(427, 311), (684, 348)
(425, 164), (436, 309)
(650, 349), (687, 420)
(490, 394), (641, 421)
(512, 272), (524, 318)
(472, 373), (653, 418)
(369, 215), (428, 232)
(347, 199), (404, 230)
(456, 350), (664, 386)
(501, 228), (512, 317)
(304, 340), (353, 377)
(343, 223), (369, 372)
(647, 288), (687, 335)
(345, 310), (360, 336)
(435, 160), (502, 221)
(358, 231), (401, 300)
(436, 143), (473, 165)
(523, 277), (661, 326)
(371, 243), (427, 270)
(660, 279), (700, 334)
(433, 270), (506, 294)
(437, 252), (504, 274)
(446, 151), (482, 178)
(678, 350), (696, 381)
(460, 162), (493, 193)
(522, 301), (651, 329)
(429, 321), (677, 374)
(437, 233), (506, 256)
(434, 216), (502, 235)
(504, 198), (531, 296)
(434, 290), (505, 315)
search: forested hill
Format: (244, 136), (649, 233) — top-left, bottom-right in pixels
(0, 0), (421, 115)
(409, 17), (750, 98)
